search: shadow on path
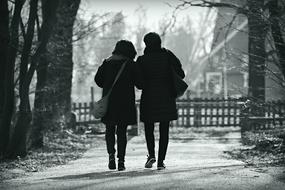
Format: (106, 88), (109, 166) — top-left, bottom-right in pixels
(47, 164), (245, 181)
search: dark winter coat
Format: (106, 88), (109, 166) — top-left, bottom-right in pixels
(94, 55), (142, 125)
(136, 48), (185, 122)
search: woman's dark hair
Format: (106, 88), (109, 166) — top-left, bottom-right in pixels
(112, 40), (137, 59)
(143, 32), (161, 48)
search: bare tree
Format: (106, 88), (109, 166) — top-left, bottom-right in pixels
(30, 0), (61, 149)
(7, 0), (59, 157)
(32, 0), (81, 138)
(0, 0), (25, 156)
(268, 0), (285, 79)
(0, 0), (11, 156)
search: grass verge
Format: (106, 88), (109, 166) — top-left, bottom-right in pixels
(226, 130), (285, 166)
(0, 130), (104, 181)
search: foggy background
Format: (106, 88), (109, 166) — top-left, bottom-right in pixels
(72, 0), (217, 102)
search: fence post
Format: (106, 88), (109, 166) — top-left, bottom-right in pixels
(194, 98), (199, 127)
(186, 92), (191, 127)
(70, 103), (77, 129)
(240, 100), (250, 142)
(91, 87), (94, 103)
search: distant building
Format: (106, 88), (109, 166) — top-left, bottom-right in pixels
(196, 0), (284, 100)
(201, 0), (248, 98)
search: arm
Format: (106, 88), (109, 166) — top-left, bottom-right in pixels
(167, 50), (186, 79)
(94, 60), (106, 88)
(132, 57), (144, 90)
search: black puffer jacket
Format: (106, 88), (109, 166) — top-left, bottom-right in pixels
(136, 48), (185, 122)
(95, 55), (142, 125)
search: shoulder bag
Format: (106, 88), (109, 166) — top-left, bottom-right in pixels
(167, 52), (188, 98)
(91, 60), (127, 119)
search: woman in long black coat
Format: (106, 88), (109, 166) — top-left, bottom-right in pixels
(95, 40), (141, 171)
(136, 32), (185, 170)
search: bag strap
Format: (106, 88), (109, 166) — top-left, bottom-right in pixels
(106, 60), (128, 96)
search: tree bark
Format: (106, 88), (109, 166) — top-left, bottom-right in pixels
(8, 0), (39, 157)
(0, 0), (9, 155)
(31, 54), (49, 148)
(44, 0), (81, 130)
(247, 0), (267, 108)
(8, 0), (59, 156)
(0, 0), (25, 155)
(268, 0), (285, 79)
(0, 0), (9, 116)
(29, 0), (62, 148)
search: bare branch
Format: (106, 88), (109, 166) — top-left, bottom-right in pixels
(73, 13), (113, 42)
(177, 0), (247, 14)
(35, 10), (41, 40)
(19, 16), (26, 39)
(159, 4), (180, 38)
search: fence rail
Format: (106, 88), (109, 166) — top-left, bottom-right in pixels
(241, 100), (285, 131)
(72, 90), (285, 129)
(72, 102), (100, 125)
(173, 97), (244, 127)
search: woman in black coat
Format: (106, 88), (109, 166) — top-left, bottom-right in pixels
(95, 40), (141, 171)
(136, 32), (185, 170)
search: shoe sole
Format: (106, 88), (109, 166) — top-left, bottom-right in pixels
(157, 166), (166, 170)
(145, 159), (156, 168)
(108, 166), (116, 170)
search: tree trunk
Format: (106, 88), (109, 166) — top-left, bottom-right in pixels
(0, 0), (9, 116)
(0, 0), (25, 156)
(44, 0), (81, 130)
(30, 0), (55, 149)
(31, 54), (49, 148)
(8, 0), (38, 157)
(268, 0), (285, 79)
(29, 0), (62, 148)
(0, 0), (9, 155)
(8, 0), (59, 156)
(247, 0), (267, 112)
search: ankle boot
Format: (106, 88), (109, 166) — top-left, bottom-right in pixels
(108, 154), (116, 170)
(118, 161), (125, 171)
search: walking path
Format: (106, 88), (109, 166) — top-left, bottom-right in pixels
(1, 130), (285, 190)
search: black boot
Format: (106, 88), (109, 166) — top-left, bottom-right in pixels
(118, 161), (126, 171)
(145, 155), (156, 168)
(108, 154), (116, 170)
(157, 161), (166, 170)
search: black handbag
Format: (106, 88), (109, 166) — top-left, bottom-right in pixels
(171, 67), (188, 98)
(167, 51), (188, 98)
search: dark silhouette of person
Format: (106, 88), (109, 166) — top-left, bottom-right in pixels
(95, 40), (142, 171)
(136, 32), (185, 170)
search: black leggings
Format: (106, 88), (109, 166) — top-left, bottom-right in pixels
(144, 121), (170, 162)
(105, 124), (128, 162)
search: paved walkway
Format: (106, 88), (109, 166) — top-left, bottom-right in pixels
(1, 131), (285, 190)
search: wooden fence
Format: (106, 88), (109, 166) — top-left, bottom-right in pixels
(241, 100), (285, 131)
(72, 91), (245, 127)
(72, 89), (285, 129)
(72, 102), (100, 125)
(173, 96), (245, 127)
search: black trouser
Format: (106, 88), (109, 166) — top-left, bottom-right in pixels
(105, 124), (128, 162)
(144, 121), (170, 162)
